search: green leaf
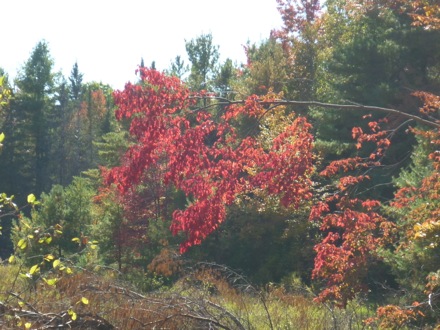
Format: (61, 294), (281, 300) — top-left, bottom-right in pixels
(27, 194), (36, 204)
(45, 236), (52, 244)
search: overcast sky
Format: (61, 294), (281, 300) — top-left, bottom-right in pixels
(2, 0), (282, 89)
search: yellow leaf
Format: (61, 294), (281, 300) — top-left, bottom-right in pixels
(29, 264), (39, 275)
(25, 322), (32, 329)
(89, 244), (97, 250)
(68, 309), (77, 321)
(81, 297), (89, 305)
(72, 237), (80, 243)
(66, 267), (73, 275)
(17, 238), (27, 250)
(8, 255), (15, 264)
(53, 259), (61, 269)
(45, 236), (52, 244)
(27, 194), (36, 204)
(43, 278), (57, 286)
(44, 254), (54, 261)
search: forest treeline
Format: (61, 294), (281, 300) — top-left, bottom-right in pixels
(1, 0), (440, 328)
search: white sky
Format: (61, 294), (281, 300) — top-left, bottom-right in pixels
(2, 0), (282, 90)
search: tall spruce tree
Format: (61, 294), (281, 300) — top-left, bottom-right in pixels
(1, 41), (56, 198)
(69, 61), (83, 102)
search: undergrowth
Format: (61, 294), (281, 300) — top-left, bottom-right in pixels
(0, 261), (378, 329)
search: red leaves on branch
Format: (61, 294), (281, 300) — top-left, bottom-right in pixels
(352, 119), (391, 158)
(107, 68), (314, 253)
(310, 114), (396, 307)
(310, 192), (394, 307)
(413, 91), (440, 117)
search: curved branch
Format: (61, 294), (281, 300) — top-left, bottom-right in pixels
(192, 96), (440, 129)
(270, 99), (440, 129)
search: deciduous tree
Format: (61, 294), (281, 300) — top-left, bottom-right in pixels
(107, 68), (314, 253)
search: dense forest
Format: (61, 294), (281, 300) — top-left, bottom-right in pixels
(1, 0), (440, 328)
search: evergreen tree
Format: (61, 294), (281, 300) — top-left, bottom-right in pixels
(0, 41), (57, 198)
(69, 61), (83, 102)
(185, 33), (219, 90)
(240, 38), (289, 96)
(213, 58), (236, 98)
(53, 79), (70, 186)
(168, 55), (188, 79)
(311, 0), (440, 179)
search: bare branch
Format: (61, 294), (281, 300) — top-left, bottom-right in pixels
(190, 96), (440, 129)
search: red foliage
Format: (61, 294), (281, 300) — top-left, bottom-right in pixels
(272, 0), (321, 39)
(310, 192), (394, 307)
(365, 304), (416, 328)
(352, 118), (391, 159)
(413, 91), (440, 116)
(310, 114), (397, 307)
(107, 68), (314, 253)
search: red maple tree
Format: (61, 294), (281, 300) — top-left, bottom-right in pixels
(106, 68), (314, 252)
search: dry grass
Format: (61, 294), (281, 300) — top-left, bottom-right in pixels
(0, 262), (375, 329)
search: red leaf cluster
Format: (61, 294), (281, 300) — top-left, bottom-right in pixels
(311, 115), (396, 307)
(352, 119), (391, 159)
(310, 194), (393, 307)
(107, 68), (314, 253)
